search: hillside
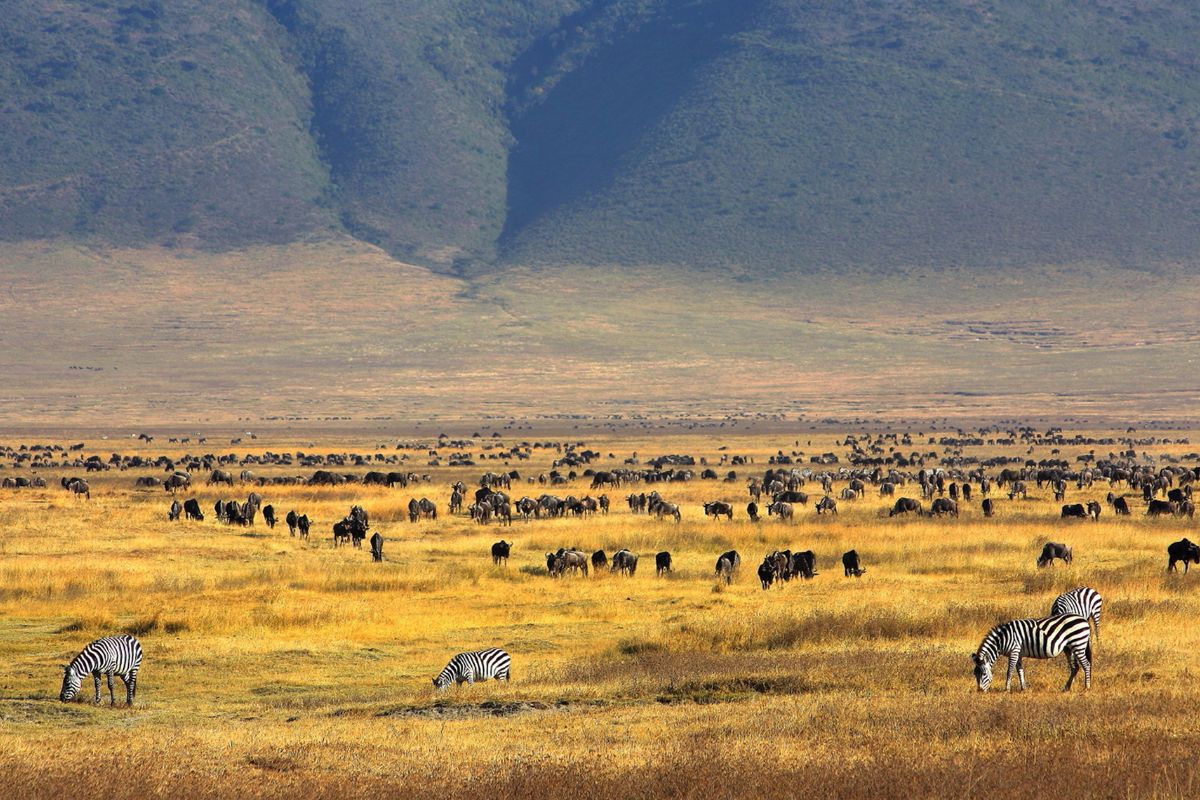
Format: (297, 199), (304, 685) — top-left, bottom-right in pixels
(3, 1), (1200, 273)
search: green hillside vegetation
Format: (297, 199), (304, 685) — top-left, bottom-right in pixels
(3, 1), (1200, 273)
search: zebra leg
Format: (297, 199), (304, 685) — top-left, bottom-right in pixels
(121, 673), (134, 705)
(93, 673), (102, 704)
(1017, 660), (1026, 691)
(107, 672), (116, 705)
(1005, 652), (1019, 691)
(1064, 654), (1080, 691)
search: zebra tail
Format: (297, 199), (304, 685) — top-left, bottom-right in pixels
(1086, 640), (1093, 666)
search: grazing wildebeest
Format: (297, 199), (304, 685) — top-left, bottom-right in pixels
(889, 498), (922, 517)
(611, 549), (639, 576)
(370, 532), (384, 562)
(703, 501), (733, 521)
(715, 550), (740, 584)
(981, 498), (995, 518)
(208, 470), (234, 486)
(768, 501), (794, 520)
(548, 549), (589, 577)
(930, 498), (959, 517)
(1037, 542), (1073, 568)
(262, 504), (276, 528)
(1086, 501), (1102, 521)
(183, 498), (203, 521)
(792, 550), (817, 580)
(880, 482), (895, 497)
(1112, 496), (1131, 515)
(962, 483), (973, 501)
(136, 476), (162, 489)
(842, 549), (865, 577)
(163, 473), (190, 493)
(654, 502), (681, 522)
(297, 514), (310, 540)
(491, 540), (511, 565)
(746, 501), (760, 522)
(286, 510), (299, 535)
(655, 551), (673, 575)
(591, 550), (608, 571)
(1061, 503), (1088, 519)
(68, 479), (90, 500)
(1008, 481), (1028, 500)
(1147, 499), (1175, 517)
(1167, 538), (1200, 573)
(168, 500), (182, 521)
(773, 491), (808, 506)
(816, 496), (837, 515)
(757, 559), (775, 590)
(1177, 499), (1196, 520)
(332, 520), (352, 547)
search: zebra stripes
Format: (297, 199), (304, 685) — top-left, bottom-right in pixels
(971, 614), (1091, 692)
(1051, 587), (1103, 640)
(433, 647), (511, 689)
(60, 635), (143, 705)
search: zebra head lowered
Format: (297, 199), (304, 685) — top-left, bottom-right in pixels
(59, 664), (82, 702)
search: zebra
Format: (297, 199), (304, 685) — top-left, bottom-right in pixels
(970, 614), (1092, 692)
(432, 647), (511, 689)
(59, 635), (143, 705)
(1050, 587), (1103, 641)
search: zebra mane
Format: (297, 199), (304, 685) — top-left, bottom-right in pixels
(974, 623), (1005, 663)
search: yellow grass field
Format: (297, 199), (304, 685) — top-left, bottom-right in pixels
(2, 427), (1199, 798)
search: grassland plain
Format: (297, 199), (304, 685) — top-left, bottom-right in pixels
(1, 428), (1199, 798)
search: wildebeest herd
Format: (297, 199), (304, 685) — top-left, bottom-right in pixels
(8, 424), (1200, 704)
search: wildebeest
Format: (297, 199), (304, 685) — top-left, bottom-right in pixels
(655, 551), (673, 575)
(547, 548), (589, 577)
(1061, 503), (1088, 519)
(816, 496), (837, 515)
(183, 498), (203, 521)
(262, 505), (276, 529)
(1147, 499), (1175, 517)
(332, 520), (352, 547)
(653, 502), (682, 522)
(1167, 538), (1200, 573)
(370, 532), (384, 562)
(930, 498), (958, 517)
(746, 501), (759, 522)
(135, 476), (162, 489)
(208, 470), (234, 486)
(715, 550), (740, 584)
(889, 497), (922, 517)
(767, 501), (794, 520)
(773, 491), (808, 506)
(757, 559), (775, 590)
(842, 549), (865, 577)
(1111, 496), (1131, 515)
(163, 473), (190, 493)
(792, 550), (817, 580)
(591, 550), (607, 571)
(449, 489), (464, 514)
(1177, 499), (1196, 520)
(1086, 500), (1102, 521)
(168, 500), (182, 521)
(703, 501), (733, 521)
(491, 540), (511, 565)
(1037, 542), (1073, 568)
(981, 498), (995, 517)
(1008, 481), (1028, 500)
(296, 514), (310, 540)
(611, 549), (639, 576)
(286, 510), (299, 535)
(66, 478), (90, 500)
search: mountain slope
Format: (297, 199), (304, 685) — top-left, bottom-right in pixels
(2, 1), (1200, 273)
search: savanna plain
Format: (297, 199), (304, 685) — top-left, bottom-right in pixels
(2, 425), (1198, 799)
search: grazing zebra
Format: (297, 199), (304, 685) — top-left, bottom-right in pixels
(970, 614), (1092, 692)
(60, 634), (143, 705)
(1051, 587), (1103, 641)
(432, 647), (511, 689)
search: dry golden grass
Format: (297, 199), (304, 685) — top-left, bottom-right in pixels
(1, 428), (1199, 798)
